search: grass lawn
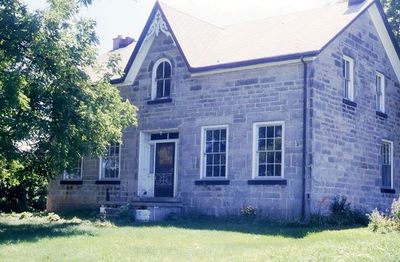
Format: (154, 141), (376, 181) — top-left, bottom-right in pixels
(0, 214), (399, 262)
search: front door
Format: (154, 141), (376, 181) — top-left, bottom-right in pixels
(154, 142), (175, 197)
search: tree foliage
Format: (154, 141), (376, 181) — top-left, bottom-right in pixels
(0, 0), (137, 211)
(381, 0), (400, 47)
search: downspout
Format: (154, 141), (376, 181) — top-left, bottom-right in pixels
(301, 57), (308, 221)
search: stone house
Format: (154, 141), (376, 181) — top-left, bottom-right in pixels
(47, 0), (400, 220)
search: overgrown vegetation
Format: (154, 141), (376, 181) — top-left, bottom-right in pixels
(310, 195), (368, 226)
(368, 197), (400, 233)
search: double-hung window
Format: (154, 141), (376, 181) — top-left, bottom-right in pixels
(381, 140), (393, 188)
(63, 158), (83, 180)
(253, 122), (284, 178)
(100, 142), (120, 180)
(376, 72), (385, 113)
(342, 55), (354, 101)
(201, 126), (228, 178)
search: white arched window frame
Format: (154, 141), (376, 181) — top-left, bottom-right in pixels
(151, 58), (172, 100)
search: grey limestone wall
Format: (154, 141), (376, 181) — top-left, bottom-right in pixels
(308, 11), (400, 214)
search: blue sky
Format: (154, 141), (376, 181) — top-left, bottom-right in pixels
(23, 0), (337, 54)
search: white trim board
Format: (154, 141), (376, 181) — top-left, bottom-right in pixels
(368, 4), (400, 82)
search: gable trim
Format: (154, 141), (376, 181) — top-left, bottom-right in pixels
(368, 2), (400, 82)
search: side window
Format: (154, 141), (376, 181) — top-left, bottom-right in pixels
(381, 140), (393, 189)
(201, 126), (228, 178)
(63, 159), (83, 180)
(253, 122), (284, 178)
(100, 142), (120, 180)
(342, 55), (354, 101)
(152, 59), (171, 100)
(376, 72), (385, 113)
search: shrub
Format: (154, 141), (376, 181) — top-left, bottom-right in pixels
(368, 197), (400, 233)
(241, 205), (257, 218)
(310, 195), (368, 226)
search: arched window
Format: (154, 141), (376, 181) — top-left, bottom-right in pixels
(152, 59), (171, 99)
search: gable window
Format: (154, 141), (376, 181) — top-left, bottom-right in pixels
(253, 122), (284, 178)
(99, 142), (120, 180)
(152, 59), (171, 100)
(381, 140), (393, 188)
(201, 126), (228, 178)
(63, 158), (83, 180)
(342, 55), (354, 101)
(376, 72), (385, 113)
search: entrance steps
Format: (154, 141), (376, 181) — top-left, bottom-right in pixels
(102, 198), (183, 221)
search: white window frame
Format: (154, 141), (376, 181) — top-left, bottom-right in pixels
(376, 72), (386, 113)
(151, 58), (172, 100)
(200, 125), (229, 179)
(343, 55), (354, 101)
(252, 121), (285, 179)
(63, 158), (83, 180)
(99, 143), (121, 180)
(381, 139), (394, 189)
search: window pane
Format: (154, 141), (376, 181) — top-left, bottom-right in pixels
(267, 152), (275, 164)
(213, 166), (220, 177)
(220, 141), (226, 152)
(206, 131), (213, 141)
(221, 155), (226, 165)
(164, 62), (171, 77)
(213, 142), (220, 152)
(157, 80), (164, 97)
(275, 126), (282, 137)
(267, 139), (274, 150)
(259, 152), (266, 164)
(275, 138), (282, 150)
(206, 142), (213, 153)
(213, 154), (220, 165)
(220, 166), (226, 177)
(267, 127), (274, 138)
(275, 165), (282, 177)
(258, 139), (265, 151)
(382, 165), (391, 187)
(213, 130), (220, 140)
(206, 154), (212, 165)
(259, 127), (266, 139)
(206, 166), (212, 177)
(275, 152), (282, 164)
(221, 129), (226, 140)
(164, 79), (171, 97)
(267, 165), (274, 176)
(156, 63), (164, 79)
(258, 164), (266, 176)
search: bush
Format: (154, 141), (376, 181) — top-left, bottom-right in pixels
(310, 195), (368, 226)
(368, 197), (400, 233)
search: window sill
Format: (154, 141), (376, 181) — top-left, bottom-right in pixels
(376, 111), (388, 119)
(195, 180), (230, 185)
(342, 98), (357, 107)
(95, 180), (121, 185)
(60, 180), (83, 185)
(147, 98), (172, 105)
(381, 188), (396, 194)
(248, 179), (287, 185)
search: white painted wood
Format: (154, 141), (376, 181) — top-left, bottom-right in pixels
(368, 4), (400, 82)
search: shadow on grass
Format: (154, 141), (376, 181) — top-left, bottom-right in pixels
(0, 221), (96, 244)
(128, 217), (365, 239)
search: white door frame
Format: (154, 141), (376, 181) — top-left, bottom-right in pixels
(138, 131), (178, 198)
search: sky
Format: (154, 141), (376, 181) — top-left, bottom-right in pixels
(23, 0), (340, 54)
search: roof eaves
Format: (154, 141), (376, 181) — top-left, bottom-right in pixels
(188, 51), (319, 73)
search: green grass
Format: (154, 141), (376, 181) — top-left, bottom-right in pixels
(0, 214), (399, 262)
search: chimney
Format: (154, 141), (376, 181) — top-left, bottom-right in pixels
(112, 35), (135, 50)
(348, 0), (365, 6)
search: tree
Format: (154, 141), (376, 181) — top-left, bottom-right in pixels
(381, 0), (400, 47)
(0, 0), (137, 211)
